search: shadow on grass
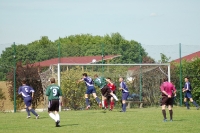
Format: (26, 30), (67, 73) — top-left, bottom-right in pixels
(61, 124), (79, 127)
(173, 119), (187, 121)
(35, 116), (48, 119)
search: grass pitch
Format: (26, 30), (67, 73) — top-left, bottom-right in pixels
(0, 107), (200, 133)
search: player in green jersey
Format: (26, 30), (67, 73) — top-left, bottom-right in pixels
(94, 74), (118, 108)
(46, 78), (62, 127)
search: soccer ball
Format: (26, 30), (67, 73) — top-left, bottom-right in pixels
(127, 77), (135, 83)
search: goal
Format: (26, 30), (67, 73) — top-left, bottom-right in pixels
(40, 63), (170, 110)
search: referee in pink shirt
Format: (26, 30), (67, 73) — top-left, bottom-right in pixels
(160, 78), (176, 122)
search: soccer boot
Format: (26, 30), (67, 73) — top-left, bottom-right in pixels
(56, 120), (61, 127)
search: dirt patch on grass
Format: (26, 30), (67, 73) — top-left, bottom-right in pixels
(0, 81), (13, 111)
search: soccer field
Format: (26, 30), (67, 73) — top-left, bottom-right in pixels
(0, 107), (199, 133)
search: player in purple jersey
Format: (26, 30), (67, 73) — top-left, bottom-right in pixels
(160, 78), (176, 122)
(119, 77), (129, 112)
(18, 79), (39, 119)
(182, 77), (199, 110)
(77, 73), (102, 109)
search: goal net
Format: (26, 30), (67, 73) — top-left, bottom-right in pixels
(40, 63), (170, 110)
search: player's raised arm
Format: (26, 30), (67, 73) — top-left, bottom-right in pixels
(77, 78), (84, 84)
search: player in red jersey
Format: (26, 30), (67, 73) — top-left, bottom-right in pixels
(104, 77), (117, 111)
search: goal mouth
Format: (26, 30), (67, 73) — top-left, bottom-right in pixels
(40, 63), (170, 110)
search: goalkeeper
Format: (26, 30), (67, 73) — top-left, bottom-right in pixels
(94, 74), (118, 108)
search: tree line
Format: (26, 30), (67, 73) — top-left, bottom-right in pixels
(0, 32), (149, 81)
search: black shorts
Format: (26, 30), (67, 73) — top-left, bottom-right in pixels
(161, 96), (173, 106)
(107, 90), (116, 100)
(101, 85), (111, 97)
(48, 99), (59, 112)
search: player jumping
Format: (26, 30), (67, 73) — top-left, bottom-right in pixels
(78, 73), (102, 109)
(94, 74), (118, 109)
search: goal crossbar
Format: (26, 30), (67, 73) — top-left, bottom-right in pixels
(57, 63), (171, 86)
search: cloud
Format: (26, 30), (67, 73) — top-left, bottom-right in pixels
(150, 13), (157, 17)
(149, 13), (164, 17)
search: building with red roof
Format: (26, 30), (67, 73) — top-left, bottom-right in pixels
(33, 55), (121, 67)
(172, 51), (200, 63)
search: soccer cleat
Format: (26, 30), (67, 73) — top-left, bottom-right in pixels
(27, 116), (31, 119)
(163, 119), (167, 122)
(109, 109), (112, 111)
(86, 105), (90, 110)
(55, 121), (61, 127)
(36, 115), (39, 119)
(170, 119), (173, 122)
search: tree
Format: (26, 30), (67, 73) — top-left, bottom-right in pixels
(170, 58), (200, 105)
(6, 61), (43, 109)
(158, 53), (171, 63)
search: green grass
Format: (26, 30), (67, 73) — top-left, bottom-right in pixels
(0, 106), (200, 133)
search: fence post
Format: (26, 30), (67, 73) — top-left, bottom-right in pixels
(13, 42), (16, 113)
(139, 43), (142, 102)
(58, 42), (61, 63)
(179, 43), (182, 106)
(101, 43), (104, 76)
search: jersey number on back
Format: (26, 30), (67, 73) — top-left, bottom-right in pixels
(25, 88), (28, 92)
(53, 89), (57, 96)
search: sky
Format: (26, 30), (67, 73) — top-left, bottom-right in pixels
(1, 0), (200, 61)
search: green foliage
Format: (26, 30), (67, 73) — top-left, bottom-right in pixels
(158, 53), (171, 63)
(172, 58), (200, 104)
(61, 66), (102, 110)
